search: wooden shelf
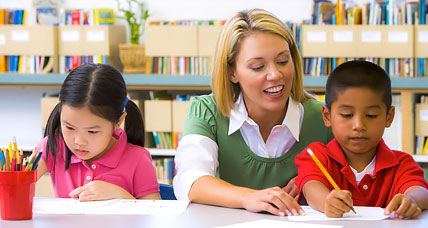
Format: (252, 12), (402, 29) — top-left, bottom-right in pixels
(147, 148), (176, 156)
(414, 155), (428, 163)
(1, 73), (428, 90)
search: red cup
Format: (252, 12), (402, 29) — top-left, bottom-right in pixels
(0, 170), (37, 220)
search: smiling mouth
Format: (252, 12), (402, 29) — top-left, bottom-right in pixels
(264, 85), (284, 95)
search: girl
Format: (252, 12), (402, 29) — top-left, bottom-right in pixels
(36, 64), (161, 201)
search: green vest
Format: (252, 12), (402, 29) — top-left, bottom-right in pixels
(184, 94), (333, 190)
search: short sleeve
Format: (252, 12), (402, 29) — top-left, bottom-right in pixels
(133, 147), (159, 198)
(183, 95), (218, 142)
(295, 142), (333, 196)
(392, 152), (428, 194)
(36, 136), (54, 173)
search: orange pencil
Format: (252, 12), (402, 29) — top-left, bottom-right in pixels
(11, 148), (16, 171)
(307, 148), (356, 214)
(4, 148), (10, 171)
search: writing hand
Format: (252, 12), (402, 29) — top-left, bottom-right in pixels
(324, 189), (353, 218)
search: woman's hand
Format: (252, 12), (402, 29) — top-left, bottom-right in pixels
(324, 189), (353, 218)
(241, 186), (304, 216)
(69, 180), (135, 201)
(385, 194), (422, 219)
(282, 177), (298, 199)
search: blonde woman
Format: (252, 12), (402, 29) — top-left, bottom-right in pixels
(174, 9), (333, 216)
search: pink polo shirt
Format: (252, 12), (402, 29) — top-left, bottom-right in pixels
(295, 139), (428, 207)
(37, 128), (159, 198)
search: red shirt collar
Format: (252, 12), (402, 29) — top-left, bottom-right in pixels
(69, 128), (127, 168)
(325, 138), (399, 175)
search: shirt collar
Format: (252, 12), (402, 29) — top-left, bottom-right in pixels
(69, 128), (127, 168)
(325, 138), (399, 173)
(228, 93), (302, 141)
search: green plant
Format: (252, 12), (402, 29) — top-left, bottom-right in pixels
(117, 0), (150, 45)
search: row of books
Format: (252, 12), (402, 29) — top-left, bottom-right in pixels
(304, 0), (428, 77)
(416, 136), (428, 155)
(146, 56), (213, 76)
(0, 9), (26, 73)
(416, 94), (428, 155)
(151, 132), (183, 149)
(152, 157), (174, 184)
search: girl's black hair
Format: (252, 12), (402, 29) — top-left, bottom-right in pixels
(44, 64), (145, 170)
(325, 60), (392, 112)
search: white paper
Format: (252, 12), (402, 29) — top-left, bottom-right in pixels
(307, 31), (327, 43)
(12, 30), (30, 42)
(333, 31), (353, 42)
(33, 197), (189, 215)
(86, 30), (105, 42)
(361, 31), (381, 43)
(420, 110), (428, 121)
(61, 30), (80, 42)
(388, 31), (408, 43)
(288, 206), (390, 221)
(418, 31), (428, 43)
(215, 219), (343, 228)
(0, 34), (5, 45)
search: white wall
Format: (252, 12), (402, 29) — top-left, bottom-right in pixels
(0, 0), (402, 151)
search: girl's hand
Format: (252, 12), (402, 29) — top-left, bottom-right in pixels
(69, 180), (134, 201)
(324, 189), (353, 218)
(282, 177), (298, 199)
(241, 186), (304, 216)
(385, 194), (422, 219)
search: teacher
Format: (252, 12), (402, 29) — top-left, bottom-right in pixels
(173, 8), (333, 216)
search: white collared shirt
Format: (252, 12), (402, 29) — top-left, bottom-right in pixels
(173, 94), (304, 200)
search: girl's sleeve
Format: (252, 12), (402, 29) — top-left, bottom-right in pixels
(133, 148), (159, 198)
(35, 136), (54, 173)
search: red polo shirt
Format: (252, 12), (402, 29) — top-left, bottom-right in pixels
(295, 139), (428, 207)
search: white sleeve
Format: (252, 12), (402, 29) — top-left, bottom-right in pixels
(173, 134), (219, 201)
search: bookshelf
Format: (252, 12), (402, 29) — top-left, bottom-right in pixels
(1, 73), (428, 163)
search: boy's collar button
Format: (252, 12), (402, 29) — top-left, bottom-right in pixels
(91, 164), (97, 169)
(362, 184), (368, 190)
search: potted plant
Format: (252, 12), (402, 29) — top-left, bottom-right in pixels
(117, 0), (150, 73)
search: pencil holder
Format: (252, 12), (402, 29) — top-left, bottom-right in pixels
(0, 170), (37, 220)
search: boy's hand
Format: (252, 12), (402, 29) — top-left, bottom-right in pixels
(385, 193), (422, 219)
(69, 180), (134, 201)
(324, 189), (353, 218)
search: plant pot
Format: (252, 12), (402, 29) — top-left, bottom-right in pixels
(119, 43), (146, 73)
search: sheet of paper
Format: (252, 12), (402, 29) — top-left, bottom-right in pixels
(288, 206), (390, 221)
(33, 197), (189, 215)
(215, 219), (344, 228)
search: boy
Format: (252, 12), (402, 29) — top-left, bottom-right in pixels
(295, 60), (428, 218)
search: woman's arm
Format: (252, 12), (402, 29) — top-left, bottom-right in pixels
(138, 192), (161, 200)
(190, 175), (303, 216)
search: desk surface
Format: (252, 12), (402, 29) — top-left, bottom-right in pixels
(1, 203), (428, 228)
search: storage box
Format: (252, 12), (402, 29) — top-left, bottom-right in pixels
(415, 103), (428, 136)
(0, 25), (58, 56)
(414, 25), (428, 58)
(356, 25), (413, 58)
(41, 97), (59, 131)
(58, 25), (126, 68)
(145, 25), (198, 56)
(144, 100), (172, 132)
(172, 100), (190, 132)
(197, 25), (223, 56)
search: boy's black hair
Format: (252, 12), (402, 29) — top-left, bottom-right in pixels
(44, 64), (145, 170)
(325, 60), (392, 112)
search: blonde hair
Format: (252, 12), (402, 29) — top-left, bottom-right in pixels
(211, 9), (311, 117)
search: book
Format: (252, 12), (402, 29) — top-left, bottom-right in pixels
(93, 8), (114, 25)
